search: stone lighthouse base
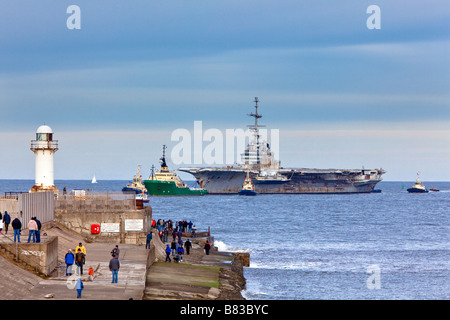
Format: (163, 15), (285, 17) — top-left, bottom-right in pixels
(29, 184), (59, 194)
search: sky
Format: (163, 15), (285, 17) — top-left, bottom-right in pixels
(0, 0), (449, 181)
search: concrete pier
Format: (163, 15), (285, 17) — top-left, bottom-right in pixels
(0, 223), (246, 300)
(0, 226), (151, 300)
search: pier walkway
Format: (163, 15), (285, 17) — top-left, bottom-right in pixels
(0, 226), (150, 300)
(0, 225), (246, 300)
(27, 243), (149, 300)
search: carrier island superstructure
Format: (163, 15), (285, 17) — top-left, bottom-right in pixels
(179, 98), (386, 194)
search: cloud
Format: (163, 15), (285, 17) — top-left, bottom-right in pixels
(1, 39), (449, 130)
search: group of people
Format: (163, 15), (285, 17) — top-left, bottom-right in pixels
(64, 242), (87, 299)
(0, 211), (42, 243)
(165, 238), (192, 263)
(64, 242), (121, 298)
(64, 242), (87, 277)
(152, 218), (196, 243)
(153, 219), (195, 233)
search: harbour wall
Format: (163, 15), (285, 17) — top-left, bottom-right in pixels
(0, 235), (58, 276)
(54, 206), (152, 244)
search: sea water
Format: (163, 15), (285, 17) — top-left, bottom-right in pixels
(1, 180), (448, 300)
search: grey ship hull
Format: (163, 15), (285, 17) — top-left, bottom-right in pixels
(178, 167), (385, 194)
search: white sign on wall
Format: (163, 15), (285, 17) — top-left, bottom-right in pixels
(125, 219), (143, 231)
(101, 223), (120, 233)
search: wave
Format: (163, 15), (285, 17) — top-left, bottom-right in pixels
(215, 240), (253, 253)
(249, 261), (324, 270)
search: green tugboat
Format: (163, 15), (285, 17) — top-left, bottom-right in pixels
(143, 145), (208, 196)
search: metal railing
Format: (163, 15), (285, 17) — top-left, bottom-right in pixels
(0, 192), (26, 200)
(55, 191), (136, 212)
(30, 140), (59, 151)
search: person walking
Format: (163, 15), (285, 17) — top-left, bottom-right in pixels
(111, 245), (120, 259)
(75, 248), (86, 275)
(146, 231), (152, 249)
(12, 216), (21, 242)
(165, 244), (172, 262)
(204, 240), (211, 255)
(3, 211), (11, 234)
(76, 277), (84, 298)
(27, 218), (38, 243)
(184, 239), (192, 255)
(65, 249), (75, 276)
(109, 255), (120, 283)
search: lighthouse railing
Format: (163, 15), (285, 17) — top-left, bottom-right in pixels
(30, 140), (59, 151)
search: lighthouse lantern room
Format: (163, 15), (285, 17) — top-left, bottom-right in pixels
(30, 125), (59, 193)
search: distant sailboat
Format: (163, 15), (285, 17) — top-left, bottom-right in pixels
(92, 175), (97, 184)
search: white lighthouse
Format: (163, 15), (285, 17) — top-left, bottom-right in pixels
(30, 125), (59, 193)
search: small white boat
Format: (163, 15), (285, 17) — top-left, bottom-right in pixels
(92, 175), (97, 184)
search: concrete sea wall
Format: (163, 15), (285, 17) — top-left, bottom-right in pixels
(54, 206), (152, 244)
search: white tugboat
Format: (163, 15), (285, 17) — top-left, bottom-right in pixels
(407, 173), (429, 193)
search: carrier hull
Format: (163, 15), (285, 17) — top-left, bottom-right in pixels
(178, 167), (385, 194)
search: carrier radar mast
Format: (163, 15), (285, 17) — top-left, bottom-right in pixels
(246, 97), (265, 168)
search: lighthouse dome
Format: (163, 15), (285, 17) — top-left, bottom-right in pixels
(36, 125), (53, 134)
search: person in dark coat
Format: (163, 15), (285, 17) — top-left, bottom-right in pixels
(109, 256), (120, 283)
(34, 217), (42, 243)
(171, 239), (177, 256)
(204, 240), (211, 255)
(111, 245), (120, 258)
(12, 216), (22, 242)
(3, 211), (11, 234)
(184, 239), (192, 255)
(75, 248), (86, 275)
(146, 232), (152, 249)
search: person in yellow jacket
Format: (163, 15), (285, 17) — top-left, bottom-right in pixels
(75, 242), (86, 255)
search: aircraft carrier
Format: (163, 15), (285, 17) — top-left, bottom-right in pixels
(179, 98), (386, 194)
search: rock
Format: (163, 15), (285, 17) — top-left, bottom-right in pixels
(207, 287), (220, 299)
(233, 253), (250, 267)
(44, 293), (55, 299)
